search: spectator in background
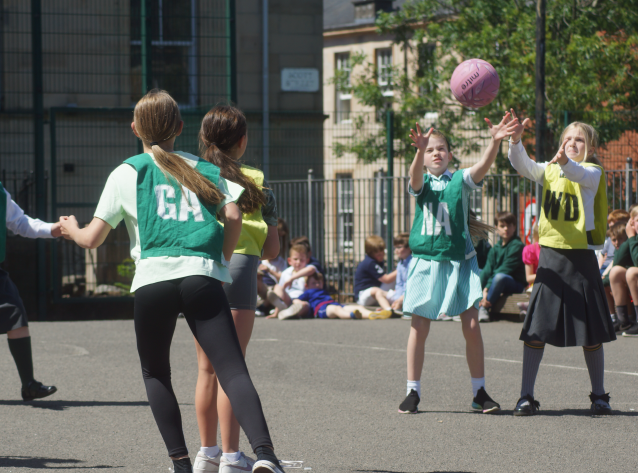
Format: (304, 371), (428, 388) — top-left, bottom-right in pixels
(609, 208), (638, 333)
(522, 222), (540, 289)
(602, 222), (629, 325)
(387, 233), (412, 313)
(266, 243), (317, 319)
(290, 236), (325, 280)
(354, 235), (396, 317)
(257, 218), (289, 315)
(599, 210), (630, 275)
(478, 212), (526, 323)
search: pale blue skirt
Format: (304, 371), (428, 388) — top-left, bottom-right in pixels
(403, 255), (482, 320)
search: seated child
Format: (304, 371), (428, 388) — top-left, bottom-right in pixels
(387, 233), (412, 311)
(603, 222), (629, 324)
(282, 272), (393, 320)
(258, 218), (289, 312)
(517, 222), (540, 317)
(616, 208), (638, 336)
(478, 211), (526, 322)
(266, 243), (316, 319)
(353, 235), (396, 310)
(290, 235), (325, 280)
(609, 212), (637, 332)
(599, 210), (630, 274)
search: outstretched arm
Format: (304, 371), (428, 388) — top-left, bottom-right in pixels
(408, 124), (434, 193)
(59, 216), (112, 249)
(469, 111), (515, 184)
(507, 110), (546, 183)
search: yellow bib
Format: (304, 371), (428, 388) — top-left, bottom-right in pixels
(539, 162), (607, 250)
(231, 165), (268, 256)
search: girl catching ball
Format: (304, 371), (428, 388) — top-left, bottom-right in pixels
(507, 113), (615, 416)
(398, 112), (517, 415)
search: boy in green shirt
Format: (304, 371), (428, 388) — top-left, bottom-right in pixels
(478, 212), (526, 322)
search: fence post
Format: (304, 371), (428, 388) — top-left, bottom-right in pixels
(226, 0), (237, 103)
(31, 0), (47, 320)
(141, 0), (153, 93)
(308, 169), (313, 249)
(386, 110), (394, 271)
(625, 157), (632, 212)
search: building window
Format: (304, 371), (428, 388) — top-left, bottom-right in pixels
(336, 173), (354, 250)
(130, 0), (197, 106)
(335, 53), (352, 123)
(376, 48), (393, 96)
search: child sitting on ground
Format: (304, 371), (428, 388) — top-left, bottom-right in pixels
(285, 272), (393, 320)
(387, 233), (412, 312)
(258, 218), (289, 314)
(267, 243), (316, 319)
(599, 210), (630, 275)
(353, 235), (396, 315)
(609, 212), (638, 333)
(478, 211), (526, 322)
(603, 222), (629, 324)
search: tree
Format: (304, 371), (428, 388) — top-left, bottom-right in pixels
(332, 0), (638, 166)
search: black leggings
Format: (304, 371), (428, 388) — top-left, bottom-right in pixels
(134, 275), (272, 458)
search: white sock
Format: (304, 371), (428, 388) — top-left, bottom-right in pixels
(407, 380), (421, 397)
(471, 377), (485, 397)
(223, 451), (242, 462)
(201, 446), (220, 458)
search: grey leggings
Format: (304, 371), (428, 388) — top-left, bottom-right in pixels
(134, 275), (272, 457)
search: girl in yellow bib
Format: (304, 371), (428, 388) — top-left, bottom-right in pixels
(192, 105), (282, 473)
(507, 114), (615, 416)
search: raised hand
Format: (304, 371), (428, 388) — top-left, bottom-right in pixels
(508, 109), (531, 143)
(548, 139), (569, 166)
(485, 111), (515, 141)
(409, 123), (434, 151)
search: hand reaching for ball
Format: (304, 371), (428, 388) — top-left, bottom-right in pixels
(409, 123), (434, 151)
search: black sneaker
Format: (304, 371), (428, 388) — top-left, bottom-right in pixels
(21, 380), (57, 401)
(614, 321), (633, 334)
(171, 457), (192, 473)
(513, 394), (540, 416)
(398, 389), (420, 414)
(590, 392), (613, 415)
(622, 323), (638, 337)
(471, 387), (500, 413)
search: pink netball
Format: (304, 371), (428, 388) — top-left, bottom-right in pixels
(450, 59), (500, 108)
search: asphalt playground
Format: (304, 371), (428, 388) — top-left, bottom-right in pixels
(1, 317), (637, 473)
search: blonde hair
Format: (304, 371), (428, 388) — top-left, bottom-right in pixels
(532, 222), (539, 242)
(559, 122), (602, 167)
(134, 89), (224, 206)
(365, 235), (386, 256)
(630, 206), (638, 220)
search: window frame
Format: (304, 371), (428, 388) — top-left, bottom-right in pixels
(335, 52), (352, 124)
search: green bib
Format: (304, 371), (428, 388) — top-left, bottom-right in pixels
(0, 182), (6, 263)
(229, 165), (268, 256)
(409, 171), (467, 262)
(539, 162), (607, 250)
(124, 153), (225, 262)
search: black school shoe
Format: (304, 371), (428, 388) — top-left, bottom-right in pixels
(590, 393), (613, 415)
(21, 380), (57, 401)
(471, 387), (500, 413)
(513, 394), (540, 416)
(615, 321), (634, 334)
(622, 323), (638, 337)
(398, 389), (420, 414)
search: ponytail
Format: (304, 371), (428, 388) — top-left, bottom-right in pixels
(134, 89), (224, 206)
(469, 211), (494, 246)
(199, 105), (267, 215)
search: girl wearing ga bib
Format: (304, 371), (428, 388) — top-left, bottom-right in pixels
(59, 90), (285, 473)
(191, 105), (281, 473)
(507, 115), (615, 416)
(398, 113), (517, 416)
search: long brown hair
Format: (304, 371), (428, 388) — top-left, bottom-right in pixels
(199, 105), (267, 214)
(133, 89), (224, 206)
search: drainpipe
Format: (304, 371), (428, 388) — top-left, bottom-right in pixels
(262, 0), (269, 179)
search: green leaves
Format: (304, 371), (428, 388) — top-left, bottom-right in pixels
(333, 0), (638, 164)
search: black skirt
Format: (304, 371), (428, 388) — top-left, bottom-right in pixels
(520, 246), (616, 347)
(0, 268), (29, 334)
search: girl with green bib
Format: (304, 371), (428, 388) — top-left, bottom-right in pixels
(507, 114), (615, 416)
(59, 90), (285, 473)
(192, 105), (281, 473)
(398, 113), (516, 416)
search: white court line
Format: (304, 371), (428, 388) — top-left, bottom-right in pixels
(252, 338), (638, 377)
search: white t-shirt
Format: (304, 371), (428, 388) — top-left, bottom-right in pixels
(94, 151), (243, 292)
(278, 265), (315, 299)
(4, 189), (53, 238)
